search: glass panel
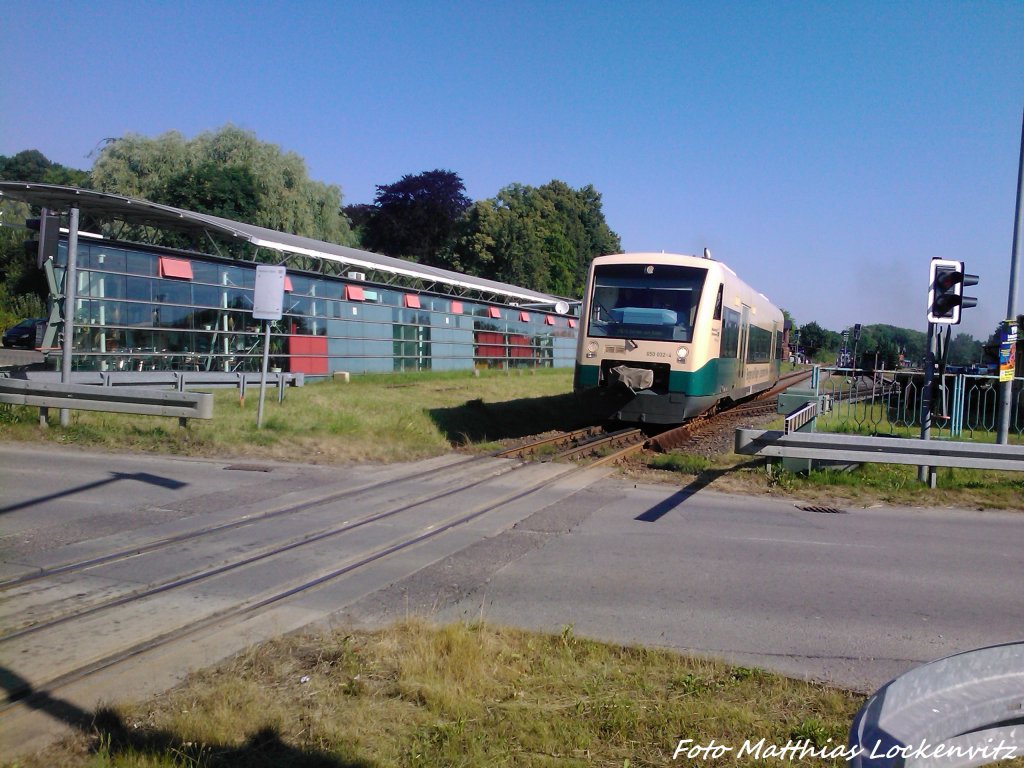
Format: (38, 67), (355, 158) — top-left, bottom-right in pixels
(221, 265), (255, 288)
(152, 304), (192, 329)
(192, 284), (221, 307)
(153, 281), (191, 306)
(93, 247), (127, 273)
(126, 276), (153, 302)
(191, 261), (220, 283)
(125, 251), (157, 276)
(289, 275), (314, 295)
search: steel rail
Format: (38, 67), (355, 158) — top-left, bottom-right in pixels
(0, 454), (526, 642)
(0, 452), (490, 592)
(0, 456), (595, 715)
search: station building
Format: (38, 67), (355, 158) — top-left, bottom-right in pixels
(1, 183), (579, 378)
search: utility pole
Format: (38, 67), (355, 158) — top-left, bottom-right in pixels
(996, 107), (1023, 445)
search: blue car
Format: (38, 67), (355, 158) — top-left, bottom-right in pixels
(2, 318), (46, 349)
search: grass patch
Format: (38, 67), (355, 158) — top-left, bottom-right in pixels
(647, 452), (711, 475)
(14, 620), (864, 768)
(0, 369), (606, 465)
(758, 460), (1024, 509)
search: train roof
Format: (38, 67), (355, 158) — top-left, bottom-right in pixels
(591, 252), (779, 311)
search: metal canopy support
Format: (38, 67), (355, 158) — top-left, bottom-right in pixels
(59, 205), (80, 427)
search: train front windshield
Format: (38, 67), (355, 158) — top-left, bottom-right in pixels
(587, 263), (707, 343)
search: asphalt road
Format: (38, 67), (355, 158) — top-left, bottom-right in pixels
(345, 474), (1024, 694)
(2, 443), (1022, 703)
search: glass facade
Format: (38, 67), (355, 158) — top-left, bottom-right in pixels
(53, 240), (578, 376)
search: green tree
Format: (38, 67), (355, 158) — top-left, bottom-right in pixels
(451, 180), (620, 296)
(158, 161), (260, 223)
(797, 321), (838, 361)
(946, 332), (983, 367)
(0, 149), (90, 187)
(90, 126), (355, 245)
(353, 169), (471, 266)
(0, 150), (89, 322)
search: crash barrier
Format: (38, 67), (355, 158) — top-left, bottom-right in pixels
(0, 377), (213, 427)
(849, 642), (1024, 767)
(5, 369), (303, 391)
(816, 368), (1023, 441)
(735, 429), (1024, 472)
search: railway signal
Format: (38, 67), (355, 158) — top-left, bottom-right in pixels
(927, 258), (979, 324)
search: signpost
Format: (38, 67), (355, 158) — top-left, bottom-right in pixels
(999, 321), (1018, 384)
(252, 265), (286, 429)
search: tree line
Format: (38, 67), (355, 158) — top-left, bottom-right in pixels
(792, 319), (1017, 370)
(1, 126), (620, 310)
(1, 126), (1008, 367)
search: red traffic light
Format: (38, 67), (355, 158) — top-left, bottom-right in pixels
(927, 258), (979, 325)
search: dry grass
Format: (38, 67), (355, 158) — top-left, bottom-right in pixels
(14, 620), (864, 768)
(0, 369), (595, 465)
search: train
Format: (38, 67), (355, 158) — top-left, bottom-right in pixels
(573, 251), (784, 424)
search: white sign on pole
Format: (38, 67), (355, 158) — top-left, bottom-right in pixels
(253, 265), (286, 321)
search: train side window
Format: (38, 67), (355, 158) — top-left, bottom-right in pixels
(746, 325), (773, 363)
(713, 284), (724, 321)
(720, 307), (740, 358)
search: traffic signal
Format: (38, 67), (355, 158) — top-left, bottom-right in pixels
(25, 208), (60, 268)
(927, 258), (979, 325)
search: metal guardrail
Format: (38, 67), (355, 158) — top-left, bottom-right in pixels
(816, 367), (1024, 441)
(0, 378), (213, 426)
(4, 370), (304, 391)
(735, 429), (1024, 471)
(849, 642), (1024, 768)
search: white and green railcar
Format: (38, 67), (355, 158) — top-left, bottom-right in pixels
(573, 252), (783, 424)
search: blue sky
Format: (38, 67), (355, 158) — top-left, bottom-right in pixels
(2, 0), (1021, 341)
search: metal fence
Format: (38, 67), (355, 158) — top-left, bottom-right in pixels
(813, 367), (1024, 442)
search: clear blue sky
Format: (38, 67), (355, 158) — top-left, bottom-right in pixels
(2, 0), (1021, 341)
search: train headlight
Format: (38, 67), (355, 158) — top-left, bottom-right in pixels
(676, 346), (688, 362)
(586, 341), (598, 358)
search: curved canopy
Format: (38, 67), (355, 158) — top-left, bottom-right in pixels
(0, 182), (571, 309)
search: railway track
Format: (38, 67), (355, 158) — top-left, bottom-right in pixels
(0, 451), (613, 751)
(498, 368), (813, 462)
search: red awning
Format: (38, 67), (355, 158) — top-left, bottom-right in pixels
(345, 285), (365, 301)
(404, 294), (421, 309)
(158, 256), (193, 280)
(450, 301), (463, 314)
(488, 307), (502, 319)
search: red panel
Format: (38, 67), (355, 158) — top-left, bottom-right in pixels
(284, 276), (293, 292)
(544, 316), (555, 325)
(450, 301), (463, 314)
(509, 333), (532, 358)
(345, 285), (365, 301)
(568, 319), (577, 328)
(287, 335), (328, 375)
(488, 306), (502, 319)
(475, 331), (505, 358)
(519, 311), (530, 322)
(158, 256), (193, 280)
(404, 294), (421, 308)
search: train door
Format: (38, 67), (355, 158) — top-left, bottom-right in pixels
(737, 305), (750, 381)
